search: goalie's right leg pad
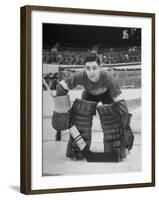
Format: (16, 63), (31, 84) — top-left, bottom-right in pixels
(66, 99), (97, 160)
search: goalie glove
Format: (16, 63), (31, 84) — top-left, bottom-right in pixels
(56, 82), (68, 96)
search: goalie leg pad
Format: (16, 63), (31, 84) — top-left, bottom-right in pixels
(66, 99), (97, 160)
(97, 103), (126, 159)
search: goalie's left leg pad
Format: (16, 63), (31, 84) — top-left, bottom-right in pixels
(66, 99), (97, 160)
(97, 104), (126, 159)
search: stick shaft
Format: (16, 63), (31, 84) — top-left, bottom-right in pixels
(42, 78), (55, 99)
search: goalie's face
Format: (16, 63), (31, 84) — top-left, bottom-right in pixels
(84, 61), (101, 82)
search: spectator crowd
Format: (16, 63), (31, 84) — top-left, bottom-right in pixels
(43, 46), (141, 65)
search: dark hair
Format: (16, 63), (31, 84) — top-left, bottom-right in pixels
(84, 53), (100, 66)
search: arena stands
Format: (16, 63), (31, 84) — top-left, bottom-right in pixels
(43, 46), (141, 65)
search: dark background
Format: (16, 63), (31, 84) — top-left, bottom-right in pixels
(43, 23), (141, 49)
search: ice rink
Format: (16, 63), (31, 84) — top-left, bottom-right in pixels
(42, 89), (141, 176)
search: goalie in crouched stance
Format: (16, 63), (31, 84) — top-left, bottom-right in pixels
(52, 53), (134, 161)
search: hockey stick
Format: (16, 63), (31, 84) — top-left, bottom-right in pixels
(42, 77), (55, 99)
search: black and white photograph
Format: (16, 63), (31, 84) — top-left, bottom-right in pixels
(42, 24), (141, 175)
(20, 6), (155, 194)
